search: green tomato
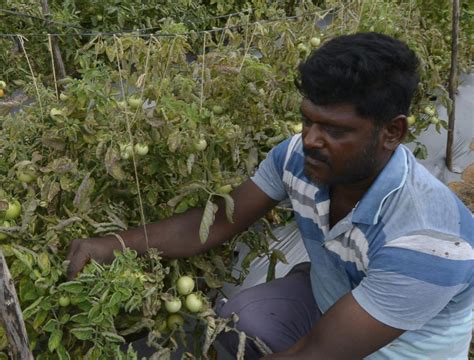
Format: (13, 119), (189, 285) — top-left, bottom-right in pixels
(58, 295), (70, 307)
(310, 37), (321, 47)
(4, 200), (21, 220)
(430, 116), (440, 125)
(59, 93), (68, 101)
(297, 43), (309, 53)
(424, 106), (436, 116)
(16, 170), (36, 184)
(134, 143), (149, 156)
(167, 314), (184, 330)
(50, 108), (64, 118)
(0, 221), (10, 241)
(164, 298), (182, 313)
(157, 320), (168, 334)
(194, 139), (208, 152)
(128, 97), (143, 110)
(217, 184), (233, 194)
(212, 105), (224, 115)
(120, 144), (133, 160)
(407, 115), (416, 126)
(0, 81), (6, 89)
(117, 100), (127, 109)
(185, 293), (203, 313)
(176, 275), (195, 295)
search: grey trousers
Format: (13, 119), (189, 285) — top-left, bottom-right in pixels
(216, 262), (321, 359)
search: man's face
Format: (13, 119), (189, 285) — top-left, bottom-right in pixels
(301, 99), (383, 187)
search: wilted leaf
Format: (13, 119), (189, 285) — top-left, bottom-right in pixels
(190, 256), (214, 272)
(167, 130), (181, 153)
(73, 173), (95, 212)
(199, 200), (218, 244)
(41, 157), (77, 174)
(41, 136), (66, 151)
(186, 153), (195, 174)
(105, 146), (127, 180)
(221, 194), (234, 223)
(237, 332), (247, 360)
(203, 272), (223, 288)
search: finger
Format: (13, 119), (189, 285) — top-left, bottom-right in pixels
(66, 238), (80, 262)
(67, 250), (90, 280)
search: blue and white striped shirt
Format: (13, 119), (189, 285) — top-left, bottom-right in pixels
(252, 134), (473, 359)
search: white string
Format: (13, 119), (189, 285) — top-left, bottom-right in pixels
(113, 35), (151, 251)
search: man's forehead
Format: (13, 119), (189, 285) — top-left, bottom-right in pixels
(300, 98), (369, 125)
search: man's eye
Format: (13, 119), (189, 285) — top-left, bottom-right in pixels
(325, 127), (345, 138)
(302, 117), (312, 126)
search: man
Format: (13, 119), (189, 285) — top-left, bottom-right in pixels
(67, 33), (473, 359)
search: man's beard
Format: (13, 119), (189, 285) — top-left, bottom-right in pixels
(303, 136), (380, 187)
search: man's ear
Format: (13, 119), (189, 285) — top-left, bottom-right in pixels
(382, 115), (407, 151)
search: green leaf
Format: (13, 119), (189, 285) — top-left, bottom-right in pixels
(107, 291), (123, 308)
(58, 281), (84, 294)
(271, 249), (288, 265)
(33, 310), (48, 330)
(37, 252), (51, 275)
(70, 327), (94, 341)
(266, 253), (277, 282)
(199, 200), (218, 244)
(19, 278), (37, 302)
(23, 296), (44, 320)
(70, 313), (89, 325)
(56, 345), (71, 360)
(48, 328), (63, 352)
(221, 194), (234, 224)
(241, 250), (259, 271)
(43, 319), (59, 333)
(102, 331), (126, 343)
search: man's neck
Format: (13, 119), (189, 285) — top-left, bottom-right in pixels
(329, 152), (393, 222)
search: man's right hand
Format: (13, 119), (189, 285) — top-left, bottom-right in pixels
(65, 179), (278, 280)
(66, 236), (123, 280)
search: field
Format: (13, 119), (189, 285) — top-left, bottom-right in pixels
(0, 0), (472, 359)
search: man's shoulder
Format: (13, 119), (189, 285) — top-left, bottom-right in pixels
(380, 146), (472, 244)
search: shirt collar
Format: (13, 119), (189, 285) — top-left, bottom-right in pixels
(352, 145), (408, 225)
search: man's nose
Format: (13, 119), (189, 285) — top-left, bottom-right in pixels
(303, 124), (325, 148)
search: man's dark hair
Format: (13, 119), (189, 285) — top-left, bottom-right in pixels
(296, 32), (420, 126)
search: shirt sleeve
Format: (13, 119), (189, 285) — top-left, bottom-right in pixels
(250, 137), (291, 201)
(352, 232), (473, 330)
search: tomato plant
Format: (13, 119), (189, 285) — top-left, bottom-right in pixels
(0, 0), (470, 358)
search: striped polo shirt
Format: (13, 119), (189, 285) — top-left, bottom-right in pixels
(251, 134), (473, 359)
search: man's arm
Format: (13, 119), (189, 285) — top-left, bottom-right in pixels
(67, 179), (278, 279)
(264, 292), (404, 360)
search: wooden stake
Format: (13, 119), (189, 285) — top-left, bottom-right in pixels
(446, 0), (460, 171)
(0, 250), (34, 360)
(40, 0), (67, 79)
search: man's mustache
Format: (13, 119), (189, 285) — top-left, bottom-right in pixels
(303, 147), (330, 165)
